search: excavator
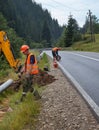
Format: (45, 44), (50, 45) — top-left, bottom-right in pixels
(0, 31), (22, 73)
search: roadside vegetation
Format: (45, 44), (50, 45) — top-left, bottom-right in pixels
(0, 52), (49, 130)
(62, 34), (99, 52)
(0, 1), (99, 128)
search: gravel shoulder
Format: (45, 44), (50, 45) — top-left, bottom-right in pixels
(35, 58), (99, 130)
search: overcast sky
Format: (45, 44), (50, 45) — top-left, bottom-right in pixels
(34, 0), (99, 27)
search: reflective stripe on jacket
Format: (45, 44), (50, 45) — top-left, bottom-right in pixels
(25, 53), (39, 74)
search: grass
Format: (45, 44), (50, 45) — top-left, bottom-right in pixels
(38, 52), (50, 70)
(0, 93), (40, 130)
(0, 51), (49, 130)
(0, 89), (14, 103)
(67, 34), (99, 52)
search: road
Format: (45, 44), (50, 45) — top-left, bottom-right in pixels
(44, 50), (99, 119)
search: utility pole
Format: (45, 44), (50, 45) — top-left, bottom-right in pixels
(87, 10), (95, 42)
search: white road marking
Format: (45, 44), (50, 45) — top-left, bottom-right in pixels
(70, 52), (99, 62)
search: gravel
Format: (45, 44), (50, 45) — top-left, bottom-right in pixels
(35, 58), (99, 130)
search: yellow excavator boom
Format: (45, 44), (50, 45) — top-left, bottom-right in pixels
(0, 31), (21, 72)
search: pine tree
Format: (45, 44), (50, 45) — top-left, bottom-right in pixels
(64, 14), (81, 47)
(0, 12), (8, 30)
(64, 15), (74, 47)
(41, 20), (51, 47)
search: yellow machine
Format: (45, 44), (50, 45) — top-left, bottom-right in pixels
(0, 31), (22, 72)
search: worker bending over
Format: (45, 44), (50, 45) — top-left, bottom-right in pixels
(52, 47), (61, 61)
(17, 45), (41, 103)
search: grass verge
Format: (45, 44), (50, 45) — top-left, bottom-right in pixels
(0, 52), (49, 130)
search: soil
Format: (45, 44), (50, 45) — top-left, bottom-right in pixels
(0, 60), (57, 121)
(1, 58), (99, 130)
(34, 58), (99, 130)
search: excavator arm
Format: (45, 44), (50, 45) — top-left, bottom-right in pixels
(0, 31), (22, 72)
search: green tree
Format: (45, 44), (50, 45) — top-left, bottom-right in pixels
(64, 15), (74, 47)
(0, 12), (8, 30)
(64, 15), (81, 47)
(57, 26), (67, 47)
(41, 20), (51, 47)
(0, 12), (25, 71)
(82, 15), (99, 34)
(81, 17), (89, 35)
(0, 0), (63, 45)
(92, 15), (99, 34)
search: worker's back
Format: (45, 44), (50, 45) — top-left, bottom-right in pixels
(52, 47), (58, 51)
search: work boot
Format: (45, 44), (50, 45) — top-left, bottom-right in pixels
(33, 90), (41, 100)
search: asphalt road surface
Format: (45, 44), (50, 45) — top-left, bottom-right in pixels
(44, 50), (99, 118)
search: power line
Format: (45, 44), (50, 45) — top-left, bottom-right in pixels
(36, 0), (87, 12)
(37, 2), (57, 9)
(35, 0), (88, 27)
(49, 0), (88, 12)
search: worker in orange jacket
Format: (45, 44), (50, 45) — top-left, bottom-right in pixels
(16, 45), (41, 103)
(52, 47), (61, 61)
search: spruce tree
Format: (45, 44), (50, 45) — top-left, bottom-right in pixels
(41, 20), (51, 47)
(64, 14), (80, 47)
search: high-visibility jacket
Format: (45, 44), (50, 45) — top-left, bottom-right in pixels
(25, 53), (39, 74)
(52, 47), (59, 51)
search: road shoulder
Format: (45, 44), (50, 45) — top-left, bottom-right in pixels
(35, 58), (99, 130)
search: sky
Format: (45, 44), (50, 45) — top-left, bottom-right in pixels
(34, 0), (99, 27)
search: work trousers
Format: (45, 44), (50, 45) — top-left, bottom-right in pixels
(52, 50), (58, 58)
(20, 74), (41, 101)
(22, 75), (34, 94)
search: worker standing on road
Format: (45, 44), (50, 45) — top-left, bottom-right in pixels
(17, 45), (41, 103)
(52, 47), (61, 61)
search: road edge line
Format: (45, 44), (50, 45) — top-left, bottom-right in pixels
(58, 62), (99, 121)
(44, 51), (99, 121)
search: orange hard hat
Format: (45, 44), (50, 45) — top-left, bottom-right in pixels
(20, 45), (29, 52)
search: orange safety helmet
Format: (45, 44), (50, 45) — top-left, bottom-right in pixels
(20, 45), (29, 53)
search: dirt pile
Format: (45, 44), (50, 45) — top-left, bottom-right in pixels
(33, 69), (56, 86)
(13, 69), (56, 91)
(0, 69), (56, 121)
(0, 69), (56, 91)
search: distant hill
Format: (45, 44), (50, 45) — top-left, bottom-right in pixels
(0, 0), (63, 45)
